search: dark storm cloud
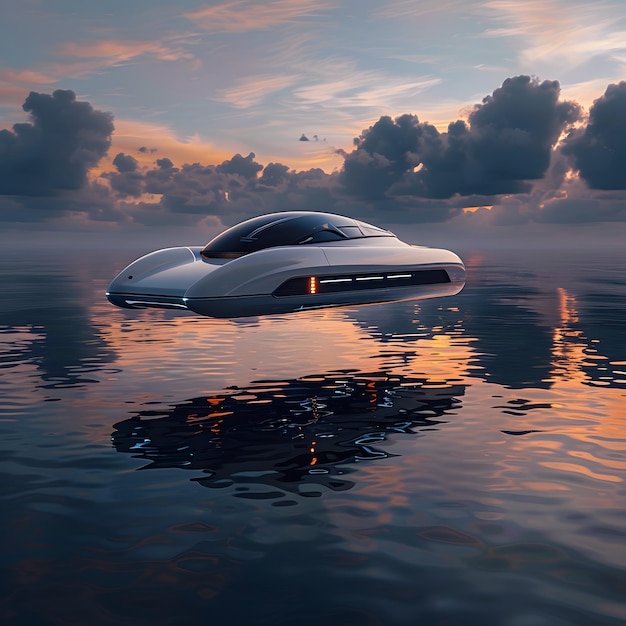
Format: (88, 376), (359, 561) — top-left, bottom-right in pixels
(104, 152), (144, 197)
(156, 157), (175, 169)
(116, 154), (267, 224)
(143, 162), (226, 214)
(124, 154), (339, 226)
(258, 162), (290, 187)
(216, 152), (263, 179)
(341, 113), (431, 199)
(2, 78), (626, 228)
(112, 152), (138, 172)
(341, 76), (581, 201)
(0, 89), (113, 197)
(121, 153), (269, 221)
(562, 81), (626, 189)
(468, 76), (579, 180)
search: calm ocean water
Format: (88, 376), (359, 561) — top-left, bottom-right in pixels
(1, 245), (625, 626)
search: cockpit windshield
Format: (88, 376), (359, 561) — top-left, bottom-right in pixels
(201, 211), (395, 259)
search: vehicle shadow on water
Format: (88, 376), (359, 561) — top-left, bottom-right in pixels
(112, 371), (465, 503)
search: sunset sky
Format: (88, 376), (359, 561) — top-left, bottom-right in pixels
(1, 0), (625, 241)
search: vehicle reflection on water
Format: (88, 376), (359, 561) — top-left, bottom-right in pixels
(113, 371), (465, 501)
(2, 247), (626, 626)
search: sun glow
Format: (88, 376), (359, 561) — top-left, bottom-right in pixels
(463, 205), (493, 214)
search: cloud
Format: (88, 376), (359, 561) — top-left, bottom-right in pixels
(341, 76), (581, 200)
(0, 89), (113, 197)
(481, 0), (626, 68)
(118, 154), (265, 220)
(0, 39), (199, 97)
(156, 157), (175, 170)
(60, 39), (195, 65)
(120, 153), (336, 225)
(217, 152), (263, 179)
(1, 78), (626, 228)
(258, 162), (291, 187)
(340, 113), (431, 199)
(0, 68), (56, 107)
(104, 153), (143, 197)
(183, 0), (333, 33)
(213, 74), (299, 109)
(112, 153), (138, 173)
(108, 118), (230, 170)
(457, 148), (626, 225)
(291, 65), (441, 115)
(562, 81), (626, 189)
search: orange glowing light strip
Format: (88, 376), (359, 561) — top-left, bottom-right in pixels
(309, 276), (317, 294)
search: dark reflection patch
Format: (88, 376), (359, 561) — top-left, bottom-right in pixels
(112, 371), (465, 499)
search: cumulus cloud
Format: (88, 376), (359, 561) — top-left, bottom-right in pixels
(1, 78), (626, 228)
(112, 152), (138, 172)
(0, 89), (113, 197)
(341, 113), (430, 199)
(104, 152), (143, 197)
(562, 81), (626, 189)
(258, 162), (290, 187)
(341, 76), (581, 201)
(122, 154), (338, 225)
(103, 154), (331, 230)
(216, 152), (263, 179)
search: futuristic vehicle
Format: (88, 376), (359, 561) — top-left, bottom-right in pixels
(106, 211), (465, 318)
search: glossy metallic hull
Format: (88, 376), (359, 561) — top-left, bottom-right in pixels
(106, 241), (465, 318)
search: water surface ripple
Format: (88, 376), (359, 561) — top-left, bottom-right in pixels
(0, 248), (625, 626)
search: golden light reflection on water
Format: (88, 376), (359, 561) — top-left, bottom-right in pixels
(2, 248), (626, 625)
(90, 299), (475, 392)
(4, 263), (625, 472)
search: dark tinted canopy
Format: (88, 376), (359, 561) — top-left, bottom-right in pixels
(201, 211), (395, 259)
